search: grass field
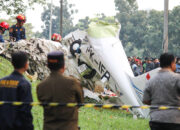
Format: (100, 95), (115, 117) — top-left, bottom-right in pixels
(0, 56), (150, 130)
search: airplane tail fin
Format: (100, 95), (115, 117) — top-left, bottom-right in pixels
(127, 68), (160, 117)
(129, 68), (160, 103)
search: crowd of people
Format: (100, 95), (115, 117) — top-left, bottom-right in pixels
(128, 56), (180, 76)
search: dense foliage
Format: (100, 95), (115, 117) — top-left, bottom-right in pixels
(0, 0), (45, 15)
(36, 0), (77, 38)
(114, 0), (179, 57)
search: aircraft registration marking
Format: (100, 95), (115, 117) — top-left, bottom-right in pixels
(85, 46), (111, 81)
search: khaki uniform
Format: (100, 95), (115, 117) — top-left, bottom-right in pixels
(37, 72), (84, 130)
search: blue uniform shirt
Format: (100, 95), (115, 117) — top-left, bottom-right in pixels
(9, 25), (26, 41)
(0, 34), (4, 42)
(0, 71), (33, 130)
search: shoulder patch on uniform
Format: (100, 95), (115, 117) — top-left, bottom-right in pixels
(0, 80), (19, 88)
(9, 28), (13, 33)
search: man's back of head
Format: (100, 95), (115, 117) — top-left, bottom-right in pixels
(160, 53), (176, 72)
(11, 51), (28, 70)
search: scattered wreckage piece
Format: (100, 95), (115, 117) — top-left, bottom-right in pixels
(0, 39), (76, 80)
(0, 37), (114, 102)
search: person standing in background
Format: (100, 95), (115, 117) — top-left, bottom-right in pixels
(9, 14), (26, 42)
(0, 21), (9, 42)
(143, 53), (180, 130)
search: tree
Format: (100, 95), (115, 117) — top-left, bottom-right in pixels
(163, 0), (169, 52)
(168, 6), (180, 55)
(74, 14), (116, 31)
(115, 0), (166, 57)
(0, 0), (46, 15)
(74, 16), (90, 30)
(114, 0), (138, 14)
(38, 0), (77, 38)
(115, 0), (140, 50)
(1, 18), (34, 40)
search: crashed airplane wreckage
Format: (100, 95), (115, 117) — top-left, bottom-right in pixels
(64, 22), (159, 118)
(0, 21), (159, 118)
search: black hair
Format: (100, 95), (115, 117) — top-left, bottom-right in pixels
(11, 51), (28, 69)
(48, 60), (64, 71)
(145, 57), (148, 60)
(160, 53), (175, 68)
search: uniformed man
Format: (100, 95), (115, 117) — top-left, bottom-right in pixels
(37, 51), (84, 130)
(0, 21), (9, 43)
(9, 14), (26, 42)
(0, 51), (33, 130)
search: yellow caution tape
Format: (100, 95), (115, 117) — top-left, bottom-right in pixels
(49, 103), (59, 107)
(159, 106), (169, 110)
(30, 102), (41, 106)
(0, 101), (4, 105)
(0, 101), (179, 110)
(67, 103), (77, 107)
(102, 104), (114, 108)
(121, 105), (131, 109)
(84, 104), (95, 108)
(140, 105), (150, 109)
(12, 102), (23, 106)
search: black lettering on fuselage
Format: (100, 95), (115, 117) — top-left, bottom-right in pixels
(100, 64), (105, 74)
(85, 46), (111, 81)
(101, 71), (110, 81)
(86, 47), (91, 53)
(89, 51), (94, 61)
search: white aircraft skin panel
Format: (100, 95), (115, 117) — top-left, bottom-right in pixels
(89, 37), (134, 77)
(81, 45), (122, 95)
(81, 44), (145, 116)
(131, 68), (160, 92)
(88, 37), (146, 116)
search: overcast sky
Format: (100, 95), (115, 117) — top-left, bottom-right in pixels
(14, 0), (180, 32)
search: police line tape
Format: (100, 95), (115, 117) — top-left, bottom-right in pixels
(0, 101), (180, 110)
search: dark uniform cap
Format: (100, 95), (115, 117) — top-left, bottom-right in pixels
(47, 51), (64, 70)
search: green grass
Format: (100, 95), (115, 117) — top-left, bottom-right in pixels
(79, 108), (149, 130)
(0, 56), (150, 130)
(0, 57), (13, 78)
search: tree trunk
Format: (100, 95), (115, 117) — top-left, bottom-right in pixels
(163, 0), (169, 53)
(60, 0), (63, 36)
(49, 0), (53, 40)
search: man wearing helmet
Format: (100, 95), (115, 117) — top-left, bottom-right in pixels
(9, 14), (26, 42)
(51, 33), (62, 42)
(0, 21), (9, 43)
